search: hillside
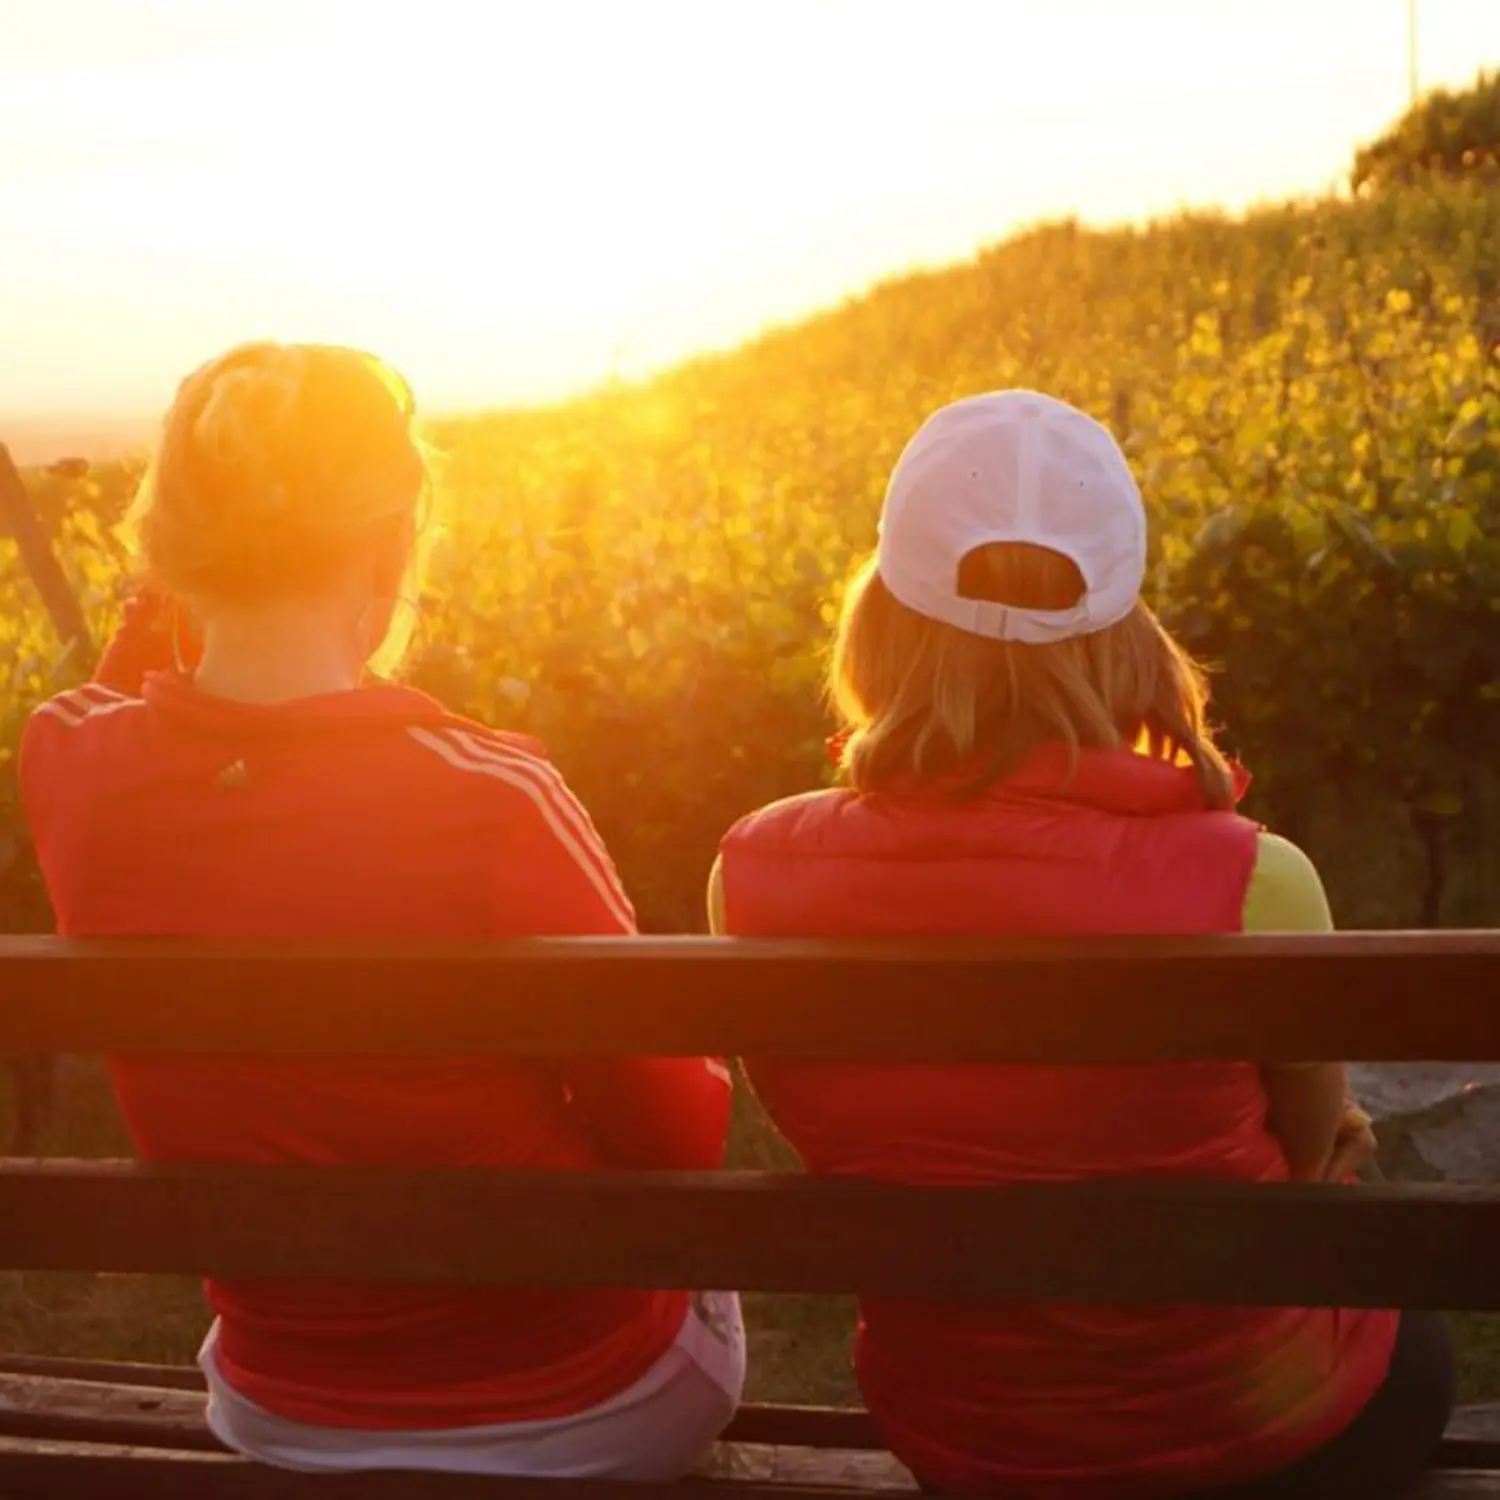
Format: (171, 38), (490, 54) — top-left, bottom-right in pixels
(5, 180), (1500, 934)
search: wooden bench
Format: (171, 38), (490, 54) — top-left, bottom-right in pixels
(0, 932), (1496, 1498)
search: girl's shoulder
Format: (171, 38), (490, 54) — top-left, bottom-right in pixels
(719, 785), (857, 849)
(1243, 833), (1333, 934)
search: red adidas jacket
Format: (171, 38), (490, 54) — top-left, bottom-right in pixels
(20, 594), (732, 1429)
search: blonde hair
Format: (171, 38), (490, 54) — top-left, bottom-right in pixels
(130, 342), (435, 674)
(831, 544), (1234, 808)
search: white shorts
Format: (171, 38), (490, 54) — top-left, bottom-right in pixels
(201, 1291), (746, 1479)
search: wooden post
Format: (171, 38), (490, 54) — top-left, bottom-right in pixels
(1408, 0), (1419, 105)
(0, 443), (95, 670)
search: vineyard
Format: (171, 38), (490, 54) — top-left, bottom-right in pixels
(5, 178), (1500, 933)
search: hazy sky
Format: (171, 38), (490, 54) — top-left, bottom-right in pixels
(2, 0), (1499, 420)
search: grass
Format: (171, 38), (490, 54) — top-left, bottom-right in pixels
(0, 1060), (1493, 1410)
(1456, 1314), (1500, 1406)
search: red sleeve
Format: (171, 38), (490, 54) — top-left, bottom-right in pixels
(564, 1057), (733, 1170)
(487, 759), (638, 939)
(484, 755), (733, 1170)
(93, 589), (198, 693)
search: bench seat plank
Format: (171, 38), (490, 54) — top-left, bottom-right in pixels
(0, 1374), (1494, 1476)
(0, 1439), (1493, 1499)
(2, 1359), (1497, 1460)
(0, 1438), (900, 1499)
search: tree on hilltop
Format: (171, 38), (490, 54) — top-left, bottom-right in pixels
(1353, 70), (1500, 192)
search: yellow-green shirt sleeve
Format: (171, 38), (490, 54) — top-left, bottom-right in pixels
(1242, 832), (1333, 934)
(706, 854), (727, 936)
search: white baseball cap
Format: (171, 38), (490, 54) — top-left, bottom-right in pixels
(876, 390), (1146, 645)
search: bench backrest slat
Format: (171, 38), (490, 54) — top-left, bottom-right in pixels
(0, 934), (1497, 1061)
(1, 1163), (1497, 1309)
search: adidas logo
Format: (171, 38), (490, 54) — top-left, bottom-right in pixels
(217, 759), (250, 789)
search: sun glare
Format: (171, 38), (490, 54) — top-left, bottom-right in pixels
(3, 0), (1500, 420)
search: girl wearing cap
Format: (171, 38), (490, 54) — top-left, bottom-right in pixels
(20, 342), (743, 1480)
(710, 391), (1452, 1499)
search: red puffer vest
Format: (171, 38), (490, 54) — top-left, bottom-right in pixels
(721, 744), (1397, 1500)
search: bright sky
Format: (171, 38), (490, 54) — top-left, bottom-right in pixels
(2, 0), (1498, 423)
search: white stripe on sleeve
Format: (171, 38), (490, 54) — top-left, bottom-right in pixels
(407, 727), (636, 932)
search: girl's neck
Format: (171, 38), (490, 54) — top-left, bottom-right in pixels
(191, 607), (362, 705)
